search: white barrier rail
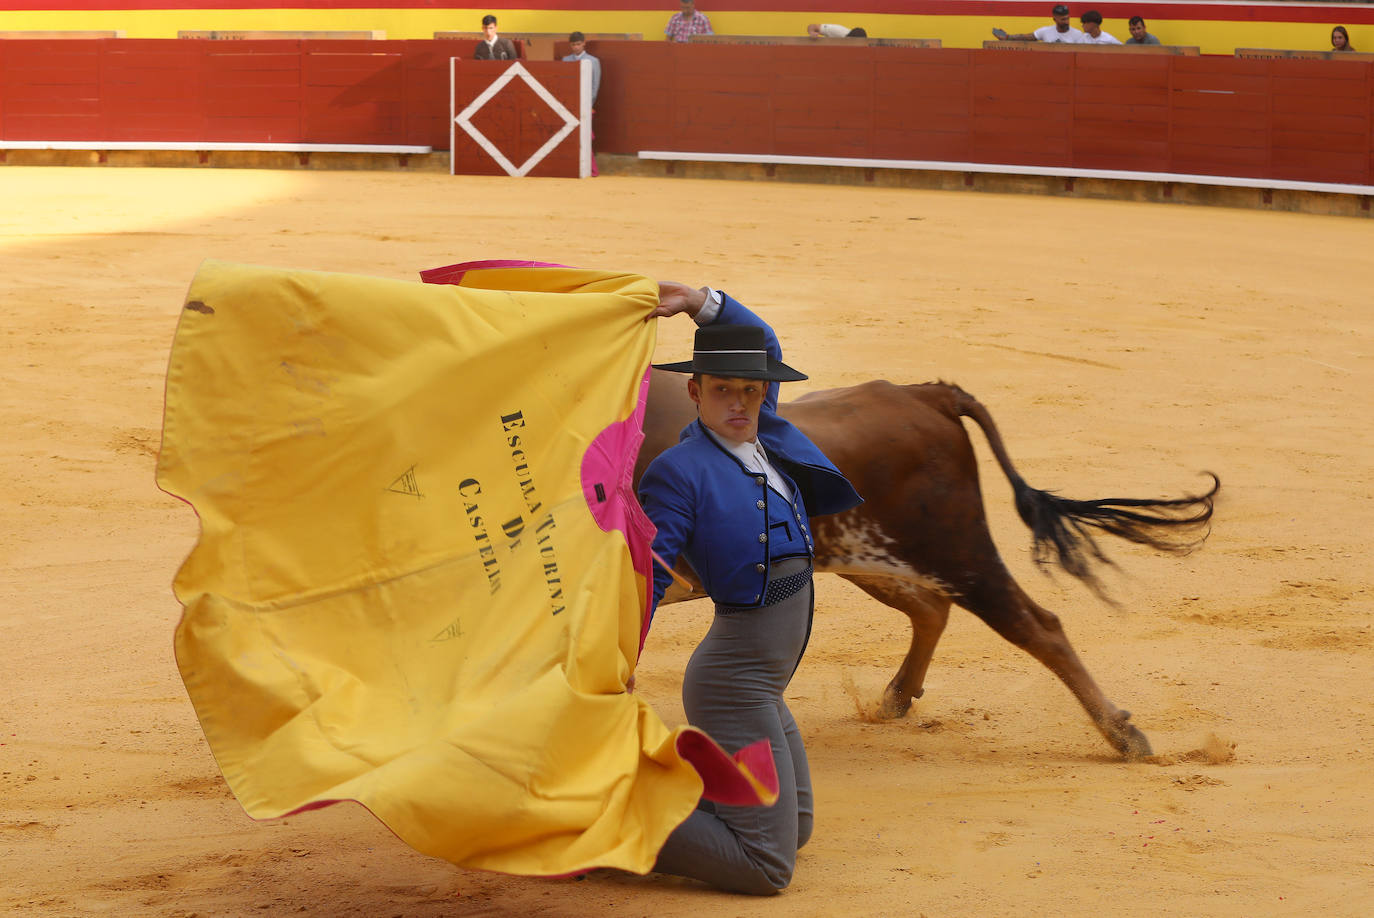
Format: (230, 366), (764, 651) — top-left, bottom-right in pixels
(637, 150), (1374, 197)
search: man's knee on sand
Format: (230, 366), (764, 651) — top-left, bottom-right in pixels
(741, 833), (803, 894)
(729, 862), (792, 896)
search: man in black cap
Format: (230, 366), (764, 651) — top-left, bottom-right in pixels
(992, 4), (1086, 42)
(639, 282), (861, 894)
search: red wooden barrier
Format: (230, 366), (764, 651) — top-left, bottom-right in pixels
(588, 41), (1374, 186)
(0, 38), (453, 147)
(2, 38), (1372, 186)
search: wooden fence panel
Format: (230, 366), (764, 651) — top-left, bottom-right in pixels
(202, 42), (302, 141)
(301, 42), (406, 144)
(1071, 53), (1170, 170)
(870, 49), (972, 160)
(400, 42), (453, 149)
(970, 53), (1073, 165)
(581, 41), (668, 157)
(0, 40), (102, 139)
(1265, 58), (1371, 183)
(101, 39), (204, 141)
(769, 47), (873, 156)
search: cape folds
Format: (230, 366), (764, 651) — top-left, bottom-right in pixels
(157, 259), (778, 876)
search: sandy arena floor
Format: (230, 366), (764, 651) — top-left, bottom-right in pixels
(2, 167), (1371, 917)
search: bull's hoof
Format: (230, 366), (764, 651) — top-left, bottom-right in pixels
(876, 686), (913, 720)
(1118, 721), (1153, 761)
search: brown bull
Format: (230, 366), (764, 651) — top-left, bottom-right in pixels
(635, 372), (1219, 761)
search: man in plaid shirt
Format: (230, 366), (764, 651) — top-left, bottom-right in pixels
(665, 0), (713, 42)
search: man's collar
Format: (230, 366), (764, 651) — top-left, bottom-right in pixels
(702, 424), (759, 458)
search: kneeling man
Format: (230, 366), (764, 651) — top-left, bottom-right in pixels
(639, 282), (862, 894)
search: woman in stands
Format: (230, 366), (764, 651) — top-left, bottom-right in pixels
(1331, 26), (1355, 52)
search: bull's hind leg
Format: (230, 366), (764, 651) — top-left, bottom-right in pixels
(842, 575), (952, 720)
(963, 579), (1152, 760)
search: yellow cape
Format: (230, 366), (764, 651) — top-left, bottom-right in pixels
(157, 260), (775, 876)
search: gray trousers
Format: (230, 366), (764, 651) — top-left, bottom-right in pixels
(653, 557), (814, 895)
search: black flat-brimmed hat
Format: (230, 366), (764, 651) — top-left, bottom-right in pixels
(654, 323), (808, 382)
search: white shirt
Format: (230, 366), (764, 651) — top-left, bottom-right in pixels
(1082, 30), (1122, 44)
(693, 287), (723, 325)
(705, 428), (794, 504)
(818, 24), (850, 38)
(1034, 24), (1085, 43)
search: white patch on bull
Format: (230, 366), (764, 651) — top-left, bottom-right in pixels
(813, 514), (952, 596)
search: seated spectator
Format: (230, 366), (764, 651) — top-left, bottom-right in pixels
(1124, 16), (1161, 45)
(807, 24), (867, 39)
(1331, 26), (1355, 52)
(473, 14), (517, 60)
(665, 0), (712, 43)
(1080, 11), (1121, 44)
(993, 4), (1085, 43)
(562, 31), (601, 106)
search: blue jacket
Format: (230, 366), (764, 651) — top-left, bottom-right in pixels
(638, 294), (863, 614)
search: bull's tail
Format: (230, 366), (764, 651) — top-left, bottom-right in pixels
(946, 384), (1220, 595)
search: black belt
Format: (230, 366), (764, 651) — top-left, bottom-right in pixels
(717, 564), (813, 615)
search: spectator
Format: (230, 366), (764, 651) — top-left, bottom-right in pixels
(562, 31), (601, 177)
(1331, 26), (1355, 52)
(1124, 16), (1161, 45)
(1080, 11), (1121, 44)
(806, 24), (867, 39)
(665, 0), (713, 43)
(473, 14), (517, 60)
(562, 31), (601, 105)
(992, 4), (1085, 43)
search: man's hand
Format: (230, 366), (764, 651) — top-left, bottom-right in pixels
(650, 281), (707, 320)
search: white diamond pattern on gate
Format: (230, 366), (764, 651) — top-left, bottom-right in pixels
(454, 62), (579, 177)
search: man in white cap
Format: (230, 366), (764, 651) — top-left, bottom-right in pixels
(992, 4), (1086, 42)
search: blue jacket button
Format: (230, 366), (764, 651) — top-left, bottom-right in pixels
(758, 533), (767, 543)
(757, 499), (766, 510)
(755, 563), (765, 573)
